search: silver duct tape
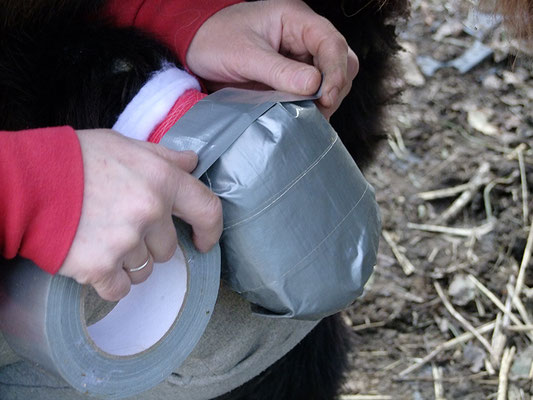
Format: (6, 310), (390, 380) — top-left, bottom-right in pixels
(163, 88), (381, 320)
(0, 221), (220, 399)
(209, 102), (380, 320)
(160, 88), (320, 178)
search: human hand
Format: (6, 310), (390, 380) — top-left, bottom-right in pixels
(186, 0), (358, 119)
(58, 129), (222, 301)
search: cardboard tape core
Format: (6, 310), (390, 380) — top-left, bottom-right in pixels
(85, 249), (188, 356)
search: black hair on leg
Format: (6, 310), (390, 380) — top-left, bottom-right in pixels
(303, 0), (409, 169)
(214, 314), (351, 400)
(0, 22), (179, 131)
(0, 0), (106, 31)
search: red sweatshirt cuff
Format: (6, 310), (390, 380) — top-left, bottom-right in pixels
(0, 127), (84, 274)
(103, 0), (242, 67)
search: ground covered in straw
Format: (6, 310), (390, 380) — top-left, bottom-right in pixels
(341, 1), (533, 399)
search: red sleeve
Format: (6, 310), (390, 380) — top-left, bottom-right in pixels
(102, 0), (242, 66)
(0, 127), (84, 274)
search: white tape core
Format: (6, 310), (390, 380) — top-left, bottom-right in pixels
(86, 249), (188, 356)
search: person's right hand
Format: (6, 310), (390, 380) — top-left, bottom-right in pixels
(186, 0), (359, 119)
(58, 129), (222, 301)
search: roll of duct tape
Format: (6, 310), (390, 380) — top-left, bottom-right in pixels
(0, 222), (220, 399)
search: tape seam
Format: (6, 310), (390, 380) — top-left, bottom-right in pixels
(240, 182), (372, 293)
(223, 135), (339, 230)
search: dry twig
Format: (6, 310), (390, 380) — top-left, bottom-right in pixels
(483, 171), (520, 219)
(468, 275), (533, 342)
(513, 219), (533, 301)
(434, 282), (493, 354)
(517, 145), (529, 226)
(417, 183), (473, 201)
(506, 325), (533, 332)
(497, 346), (516, 400)
(512, 295), (532, 327)
(388, 126), (408, 161)
(407, 219), (496, 238)
(396, 371), (490, 383)
(432, 364), (446, 400)
(398, 321), (496, 377)
(382, 230), (416, 275)
(490, 313), (506, 369)
(435, 162), (491, 223)
(352, 320), (388, 332)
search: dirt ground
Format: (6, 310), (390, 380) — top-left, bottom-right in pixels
(340, 1), (533, 399)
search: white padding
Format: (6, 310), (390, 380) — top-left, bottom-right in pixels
(112, 66), (200, 141)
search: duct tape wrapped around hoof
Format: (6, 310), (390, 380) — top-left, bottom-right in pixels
(161, 88), (381, 321)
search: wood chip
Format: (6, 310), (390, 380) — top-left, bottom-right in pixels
(467, 108), (498, 136)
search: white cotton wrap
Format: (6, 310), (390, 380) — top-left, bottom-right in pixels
(112, 66), (200, 141)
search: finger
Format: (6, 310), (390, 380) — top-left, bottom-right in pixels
(171, 171), (223, 252)
(241, 44), (322, 95)
(92, 268), (132, 302)
(347, 47), (359, 82)
(106, 131), (199, 173)
(166, 150), (198, 173)
(285, 12), (354, 108)
(145, 216), (179, 263)
(123, 246), (154, 285)
(316, 51), (355, 119)
(313, 35), (350, 108)
(313, 46), (356, 116)
(142, 143), (199, 173)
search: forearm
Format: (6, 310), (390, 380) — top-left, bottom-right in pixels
(102, 0), (242, 65)
(0, 127), (84, 274)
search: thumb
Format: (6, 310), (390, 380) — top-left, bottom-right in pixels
(146, 143), (199, 173)
(245, 47), (322, 95)
(166, 150), (199, 173)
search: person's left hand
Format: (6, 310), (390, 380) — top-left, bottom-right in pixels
(58, 129), (223, 301)
(186, 0), (358, 119)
